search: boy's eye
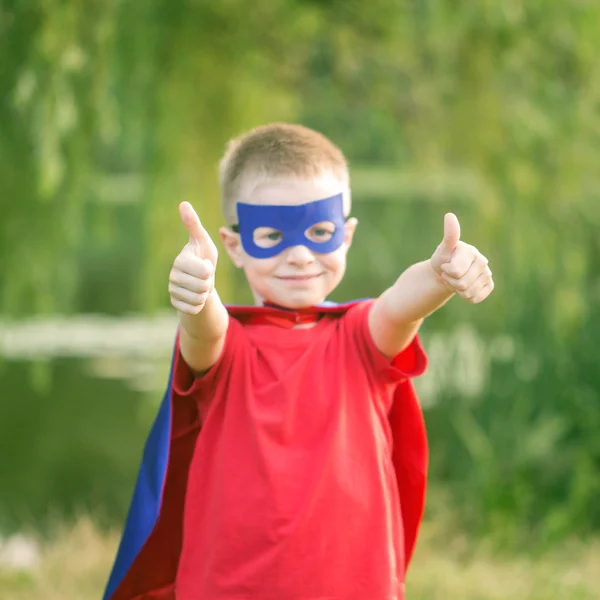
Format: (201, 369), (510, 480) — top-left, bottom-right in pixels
(253, 227), (283, 249)
(306, 222), (335, 243)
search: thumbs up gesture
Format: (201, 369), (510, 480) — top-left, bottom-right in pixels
(169, 202), (219, 315)
(430, 213), (494, 304)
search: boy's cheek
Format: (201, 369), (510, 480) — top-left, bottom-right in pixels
(324, 248), (349, 268)
(243, 255), (278, 277)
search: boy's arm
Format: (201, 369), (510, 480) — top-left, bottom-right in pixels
(369, 213), (494, 358)
(169, 202), (229, 374)
(178, 289), (228, 374)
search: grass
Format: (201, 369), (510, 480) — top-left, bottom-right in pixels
(409, 521), (600, 600)
(0, 517), (598, 600)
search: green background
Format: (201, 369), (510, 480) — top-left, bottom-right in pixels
(1, 0), (599, 551)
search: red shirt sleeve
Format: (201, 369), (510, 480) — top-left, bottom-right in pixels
(169, 317), (247, 436)
(342, 299), (428, 383)
(172, 316), (246, 397)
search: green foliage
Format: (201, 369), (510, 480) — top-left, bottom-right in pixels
(1, 0), (599, 543)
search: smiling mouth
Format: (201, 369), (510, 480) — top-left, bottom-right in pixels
(276, 273), (323, 281)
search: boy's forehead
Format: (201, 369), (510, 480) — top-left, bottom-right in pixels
(238, 173), (350, 211)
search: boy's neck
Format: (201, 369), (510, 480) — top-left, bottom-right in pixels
(262, 301), (311, 311)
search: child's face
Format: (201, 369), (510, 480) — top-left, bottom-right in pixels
(220, 173), (358, 309)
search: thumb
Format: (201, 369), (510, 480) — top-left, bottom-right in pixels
(179, 201), (209, 245)
(440, 212), (461, 253)
(179, 202), (217, 263)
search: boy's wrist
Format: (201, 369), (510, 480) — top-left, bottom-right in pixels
(179, 288), (228, 342)
(402, 260), (454, 294)
(426, 258), (456, 294)
(383, 260), (455, 325)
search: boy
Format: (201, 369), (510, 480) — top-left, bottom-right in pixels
(104, 123), (494, 600)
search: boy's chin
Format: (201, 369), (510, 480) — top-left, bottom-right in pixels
(261, 291), (327, 310)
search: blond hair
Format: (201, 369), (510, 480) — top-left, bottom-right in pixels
(218, 123), (350, 224)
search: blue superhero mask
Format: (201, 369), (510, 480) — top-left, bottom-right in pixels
(232, 193), (347, 259)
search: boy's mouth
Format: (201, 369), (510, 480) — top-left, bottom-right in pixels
(276, 273), (323, 281)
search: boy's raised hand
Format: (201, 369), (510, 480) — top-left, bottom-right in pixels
(430, 213), (494, 304)
(169, 202), (219, 315)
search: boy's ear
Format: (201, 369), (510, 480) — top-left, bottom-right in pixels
(218, 226), (245, 268)
(343, 217), (358, 249)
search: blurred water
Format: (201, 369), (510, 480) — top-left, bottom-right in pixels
(0, 315), (177, 535)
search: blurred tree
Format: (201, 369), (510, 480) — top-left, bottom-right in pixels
(1, 0), (599, 543)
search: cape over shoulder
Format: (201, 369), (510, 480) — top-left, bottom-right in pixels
(102, 299), (428, 600)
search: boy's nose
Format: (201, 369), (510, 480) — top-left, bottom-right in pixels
(285, 244), (316, 266)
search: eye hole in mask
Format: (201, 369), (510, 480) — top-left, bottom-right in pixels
(305, 221), (336, 244)
(252, 221), (337, 250)
(252, 227), (284, 249)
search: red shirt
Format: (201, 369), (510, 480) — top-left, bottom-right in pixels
(173, 300), (427, 600)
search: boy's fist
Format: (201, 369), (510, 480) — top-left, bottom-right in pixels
(168, 202), (218, 315)
(430, 213), (494, 304)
